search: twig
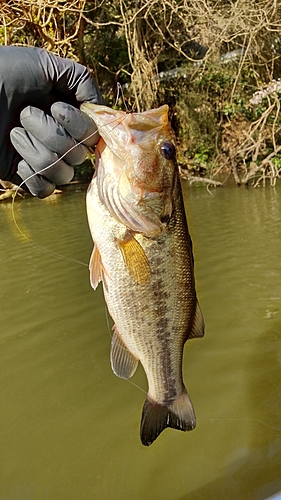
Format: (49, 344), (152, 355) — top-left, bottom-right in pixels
(179, 169), (223, 186)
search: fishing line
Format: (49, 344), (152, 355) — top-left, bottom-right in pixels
(11, 130), (99, 266)
(127, 379), (148, 396)
(115, 82), (131, 112)
(104, 305), (113, 340)
(11, 105), (150, 403)
(104, 291), (148, 397)
(202, 417), (281, 436)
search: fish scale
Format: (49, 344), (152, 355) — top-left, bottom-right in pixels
(83, 103), (205, 446)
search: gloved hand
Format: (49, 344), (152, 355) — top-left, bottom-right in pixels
(0, 46), (104, 198)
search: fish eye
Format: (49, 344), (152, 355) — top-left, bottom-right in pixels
(160, 142), (175, 160)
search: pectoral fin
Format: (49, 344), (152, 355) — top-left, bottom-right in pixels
(116, 232), (151, 286)
(187, 302), (205, 340)
(110, 326), (139, 379)
(89, 245), (103, 290)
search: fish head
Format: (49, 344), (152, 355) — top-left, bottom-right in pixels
(82, 103), (177, 236)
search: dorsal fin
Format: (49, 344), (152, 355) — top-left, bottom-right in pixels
(187, 302), (205, 340)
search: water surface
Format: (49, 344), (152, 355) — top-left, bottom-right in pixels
(0, 183), (281, 500)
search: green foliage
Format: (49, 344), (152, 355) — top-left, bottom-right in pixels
(271, 154), (281, 170)
(73, 159), (95, 183)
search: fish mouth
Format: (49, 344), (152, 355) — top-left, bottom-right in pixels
(81, 103), (171, 151)
(84, 102), (175, 236)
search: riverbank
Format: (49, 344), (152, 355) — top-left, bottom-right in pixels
(0, 180), (90, 202)
(2, 166), (280, 204)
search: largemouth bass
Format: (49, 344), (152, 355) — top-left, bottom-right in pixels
(81, 103), (204, 446)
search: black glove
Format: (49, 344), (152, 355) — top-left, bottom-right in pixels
(0, 46), (104, 198)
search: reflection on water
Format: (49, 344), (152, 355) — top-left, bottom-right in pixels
(1, 185), (281, 500)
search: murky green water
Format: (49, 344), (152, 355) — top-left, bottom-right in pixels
(1, 182), (281, 500)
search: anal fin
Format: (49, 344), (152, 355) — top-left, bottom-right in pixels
(110, 326), (138, 379)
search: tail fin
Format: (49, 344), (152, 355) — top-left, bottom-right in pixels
(140, 391), (196, 446)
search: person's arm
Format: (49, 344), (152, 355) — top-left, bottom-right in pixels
(0, 46), (103, 197)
